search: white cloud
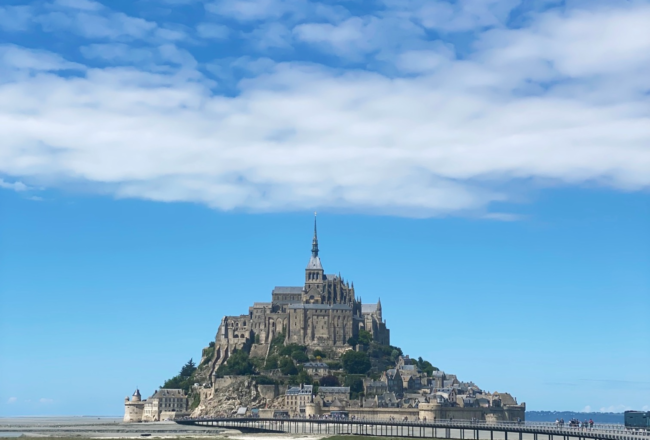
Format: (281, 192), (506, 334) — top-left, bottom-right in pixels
(0, 6), (33, 31)
(383, 0), (522, 32)
(248, 23), (293, 50)
(154, 27), (187, 42)
(476, 4), (650, 78)
(0, 44), (85, 71)
(36, 10), (157, 40)
(294, 16), (426, 60)
(0, 3), (649, 217)
(197, 23), (230, 39)
(39, 398), (54, 404)
(0, 179), (28, 192)
(7, 397), (18, 403)
(205, 0), (347, 23)
(53, 0), (104, 11)
(395, 46), (455, 74)
(581, 405), (592, 412)
(80, 43), (154, 64)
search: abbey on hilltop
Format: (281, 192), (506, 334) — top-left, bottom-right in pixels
(126, 216), (526, 423)
(211, 215), (390, 368)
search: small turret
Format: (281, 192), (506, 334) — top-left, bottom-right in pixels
(132, 389), (141, 402)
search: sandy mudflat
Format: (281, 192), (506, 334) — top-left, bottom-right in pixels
(0, 417), (327, 440)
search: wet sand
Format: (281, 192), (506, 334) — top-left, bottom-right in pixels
(0, 417), (327, 440)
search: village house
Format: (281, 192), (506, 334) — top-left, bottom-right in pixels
(363, 379), (388, 397)
(285, 384), (313, 416)
(318, 386), (350, 407)
(381, 369), (404, 396)
(303, 362), (330, 378)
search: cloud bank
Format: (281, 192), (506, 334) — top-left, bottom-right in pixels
(0, 0), (649, 216)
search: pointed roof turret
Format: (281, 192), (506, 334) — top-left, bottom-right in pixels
(377, 298), (382, 309)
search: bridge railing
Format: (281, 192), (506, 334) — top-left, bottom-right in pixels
(179, 416), (649, 437)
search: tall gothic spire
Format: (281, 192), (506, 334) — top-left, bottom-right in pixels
(312, 212), (319, 257)
(306, 212), (323, 271)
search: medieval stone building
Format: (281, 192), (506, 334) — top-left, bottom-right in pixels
(211, 216), (390, 368)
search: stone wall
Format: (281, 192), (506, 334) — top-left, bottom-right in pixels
(349, 407), (419, 420)
(418, 403), (526, 422)
(160, 410), (190, 420)
(249, 343), (269, 358)
(123, 402), (144, 423)
(258, 384), (278, 401)
(214, 376), (239, 389)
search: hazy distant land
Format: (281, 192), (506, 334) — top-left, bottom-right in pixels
(525, 411), (623, 424)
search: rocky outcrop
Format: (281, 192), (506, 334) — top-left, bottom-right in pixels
(191, 377), (284, 417)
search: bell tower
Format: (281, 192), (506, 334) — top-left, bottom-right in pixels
(305, 213), (324, 289)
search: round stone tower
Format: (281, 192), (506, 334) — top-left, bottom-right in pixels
(124, 389), (145, 422)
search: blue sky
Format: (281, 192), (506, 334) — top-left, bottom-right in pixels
(0, 0), (649, 417)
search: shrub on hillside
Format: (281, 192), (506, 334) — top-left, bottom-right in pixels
(279, 357), (298, 375)
(216, 350), (255, 376)
(341, 350), (371, 375)
(291, 350), (309, 363)
(312, 349), (327, 359)
(319, 375), (341, 387)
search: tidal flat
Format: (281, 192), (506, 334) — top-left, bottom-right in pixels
(0, 418), (421, 440)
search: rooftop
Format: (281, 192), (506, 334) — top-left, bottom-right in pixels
(288, 303), (352, 310)
(319, 386), (350, 393)
(273, 286), (303, 294)
(286, 384), (313, 395)
(303, 362), (329, 368)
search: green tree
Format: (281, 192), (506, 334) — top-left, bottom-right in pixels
(279, 343), (307, 357)
(347, 336), (358, 346)
(291, 350), (309, 363)
(264, 355), (279, 370)
(415, 356), (439, 376)
(358, 329), (372, 346)
(254, 375), (277, 385)
(270, 330), (286, 352)
(289, 369), (312, 385)
(279, 357), (298, 375)
(312, 349), (326, 359)
(344, 375), (364, 398)
(319, 375), (341, 387)
(180, 359), (197, 377)
(201, 347), (215, 365)
(341, 350), (371, 375)
(326, 361), (342, 370)
(162, 359), (197, 394)
(216, 350), (255, 376)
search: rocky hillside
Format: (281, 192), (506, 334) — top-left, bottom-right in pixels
(191, 376), (285, 417)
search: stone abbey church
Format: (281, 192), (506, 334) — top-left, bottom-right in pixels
(212, 217), (390, 367)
